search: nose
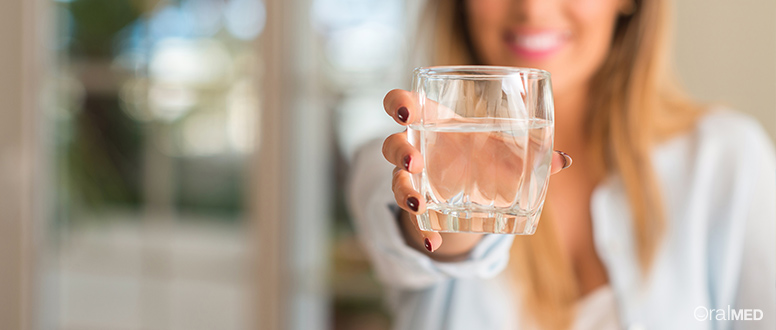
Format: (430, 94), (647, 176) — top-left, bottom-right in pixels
(511, 0), (554, 23)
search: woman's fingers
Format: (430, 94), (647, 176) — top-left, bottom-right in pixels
(384, 89), (419, 125)
(384, 89), (460, 126)
(550, 150), (573, 174)
(392, 168), (443, 252)
(382, 131), (424, 173)
(392, 167), (426, 214)
(424, 231), (443, 253)
(397, 209), (444, 253)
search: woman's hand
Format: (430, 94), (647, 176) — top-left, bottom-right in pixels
(382, 89), (573, 260)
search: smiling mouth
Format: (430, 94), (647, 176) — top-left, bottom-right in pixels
(505, 30), (570, 60)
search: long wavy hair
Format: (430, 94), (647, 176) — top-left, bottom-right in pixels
(422, 0), (703, 329)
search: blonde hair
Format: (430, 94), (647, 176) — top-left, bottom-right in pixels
(423, 0), (703, 329)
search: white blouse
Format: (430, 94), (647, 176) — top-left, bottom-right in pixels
(347, 109), (776, 330)
(572, 285), (619, 330)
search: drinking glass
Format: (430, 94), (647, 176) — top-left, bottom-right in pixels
(409, 66), (554, 234)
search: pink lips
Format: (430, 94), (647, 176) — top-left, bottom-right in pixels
(505, 29), (569, 61)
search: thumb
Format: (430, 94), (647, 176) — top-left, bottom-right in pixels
(550, 150), (573, 174)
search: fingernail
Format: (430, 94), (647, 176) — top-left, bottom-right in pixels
(397, 106), (409, 123)
(557, 151), (573, 169)
(406, 196), (419, 212)
(424, 238), (433, 252)
(403, 155), (411, 171)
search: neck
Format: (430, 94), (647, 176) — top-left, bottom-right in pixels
(553, 85), (590, 154)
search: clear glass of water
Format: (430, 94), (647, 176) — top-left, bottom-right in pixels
(409, 66), (554, 235)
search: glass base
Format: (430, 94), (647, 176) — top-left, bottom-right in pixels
(415, 208), (542, 235)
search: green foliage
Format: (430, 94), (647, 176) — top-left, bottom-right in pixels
(67, 94), (144, 208)
(67, 0), (141, 57)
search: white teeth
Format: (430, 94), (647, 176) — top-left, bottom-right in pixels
(514, 33), (562, 51)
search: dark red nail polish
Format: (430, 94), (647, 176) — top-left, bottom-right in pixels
(557, 150), (573, 169)
(407, 196), (419, 212)
(397, 107), (409, 123)
(403, 155), (411, 171)
(424, 238), (432, 252)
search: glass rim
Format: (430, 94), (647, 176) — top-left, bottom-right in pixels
(413, 65), (550, 80)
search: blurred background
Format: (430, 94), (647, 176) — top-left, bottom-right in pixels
(0, 0), (773, 330)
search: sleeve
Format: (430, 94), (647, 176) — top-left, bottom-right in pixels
(731, 120), (776, 329)
(346, 138), (515, 290)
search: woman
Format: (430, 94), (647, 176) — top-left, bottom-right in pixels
(347, 0), (775, 329)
